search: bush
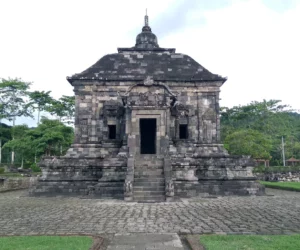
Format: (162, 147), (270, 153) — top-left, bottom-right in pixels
(253, 165), (266, 173)
(30, 163), (41, 173)
(253, 165), (300, 173)
(0, 167), (5, 174)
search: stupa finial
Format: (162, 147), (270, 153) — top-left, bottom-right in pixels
(145, 8), (149, 26)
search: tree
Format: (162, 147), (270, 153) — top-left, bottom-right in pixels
(29, 91), (53, 125)
(46, 95), (75, 124)
(224, 129), (272, 159)
(26, 118), (74, 157)
(280, 135), (300, 160)
(0, 78), (33, 121)
(0, 123), (12, 164)
(221, 100), (300, 165)
(221, 100), (291, 137)
(0, 78), (33, 164)
(3, 119), (74, 167)
(3, 125), (30, 168)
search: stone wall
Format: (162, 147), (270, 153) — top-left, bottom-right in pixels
(171, 155), (264, 197)
(71, 80), (223, 149)
(0, 177), (38, 192)
(255, 172), (300, 182)
(31, 156), (127, 198)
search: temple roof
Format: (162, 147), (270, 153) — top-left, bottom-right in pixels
(67, 13), (226, 84)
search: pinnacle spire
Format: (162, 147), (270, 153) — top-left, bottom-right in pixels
(142, 9), (151, 32)
(145, 9), (149, 26)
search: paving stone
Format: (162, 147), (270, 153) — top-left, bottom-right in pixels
(0, 189), (299, 237)
(108, 233), (184, 250)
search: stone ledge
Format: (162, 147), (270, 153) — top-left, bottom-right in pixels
(0, 177), (38, 193)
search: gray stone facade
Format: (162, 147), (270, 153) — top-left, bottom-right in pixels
(31, 14), (264, 201)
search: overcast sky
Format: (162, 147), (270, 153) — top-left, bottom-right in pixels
(1, 0), (299, 126)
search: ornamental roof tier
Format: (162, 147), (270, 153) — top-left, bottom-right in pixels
(67, 14), (226, 84)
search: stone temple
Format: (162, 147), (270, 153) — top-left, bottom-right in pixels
(31, 14), (264, 201)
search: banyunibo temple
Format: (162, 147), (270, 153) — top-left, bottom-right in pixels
(31, 14), (264, 201)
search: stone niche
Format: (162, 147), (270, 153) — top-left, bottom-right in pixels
(30, 15), (264, 200)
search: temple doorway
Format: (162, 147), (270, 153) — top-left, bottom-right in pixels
(140, 118), (156, 154)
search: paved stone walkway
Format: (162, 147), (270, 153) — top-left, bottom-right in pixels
(107, 233), (184, 250)
(0, 189), (300, 236)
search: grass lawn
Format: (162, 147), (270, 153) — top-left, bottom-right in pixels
(0, 173), (41, 177)
(260, 181), (300, 191)
(0, 236), (93, 250)
(0, 173), (23, 177)
(199, 235), (300, 250)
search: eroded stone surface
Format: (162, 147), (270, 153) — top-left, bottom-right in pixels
(1, 189), (299, 236)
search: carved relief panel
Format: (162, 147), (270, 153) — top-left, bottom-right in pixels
(201, 94), (217, 143)
(79, 119), (88, 142)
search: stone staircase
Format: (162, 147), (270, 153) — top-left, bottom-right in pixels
(133, 156), (166, 202)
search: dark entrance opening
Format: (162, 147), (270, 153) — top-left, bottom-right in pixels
(140, 118), (156, 154)
(108, 125), (116, 139)
(179, 124), (188, 139)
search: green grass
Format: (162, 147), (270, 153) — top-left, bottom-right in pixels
(200, 235), (300, 250)
(0, 172), (41, 177)
(260, 181), (300, 191)
(0, 236), (93, 250)
(0, 173), (23, 177)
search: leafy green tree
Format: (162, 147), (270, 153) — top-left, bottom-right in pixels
(3, 125), (30, 168)
(0, 78), (33, 121)
(3, 119), (74, 167)
(282, 135), (300, 160)
(0, 78), (33, 164)
(224, 129), (272, 159)
(0, 123), (12, 164)
(46, 95), (75, 124)
(221, 100), (292, 138)
(26, 118), (74, 157)
(29, 91), (53, 125)
(221, 100), (300, 165)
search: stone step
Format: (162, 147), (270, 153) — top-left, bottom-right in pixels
(134, 182), (165, 188)
(93, 186), (124, 191)
(135, 170), (163, 174)
(89, 193), (124, 199)
(133, 178), (165, 187)
(135, 161), (164, 167)
(133, 190), (165, 196)
(134, 177), (165, 182)
(134, 169), (164, 175)
(93, 182), (124, 187)
(135, 165), (164, 169)
(134, 196), (166, 202)
(134, 175), (165, 179)
(133, 186), (165, 191)
(134, 182), (165, 187)
(135, 166), (164, 170)
(134, 174), (164, 178)
(132, 156), (166, 203)
(135, 160), (164, 163)
(135, 156), (164, 161)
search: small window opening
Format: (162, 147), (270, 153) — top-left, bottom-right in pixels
(179, 124), (188, 139)
(108, 125), (116, 139)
